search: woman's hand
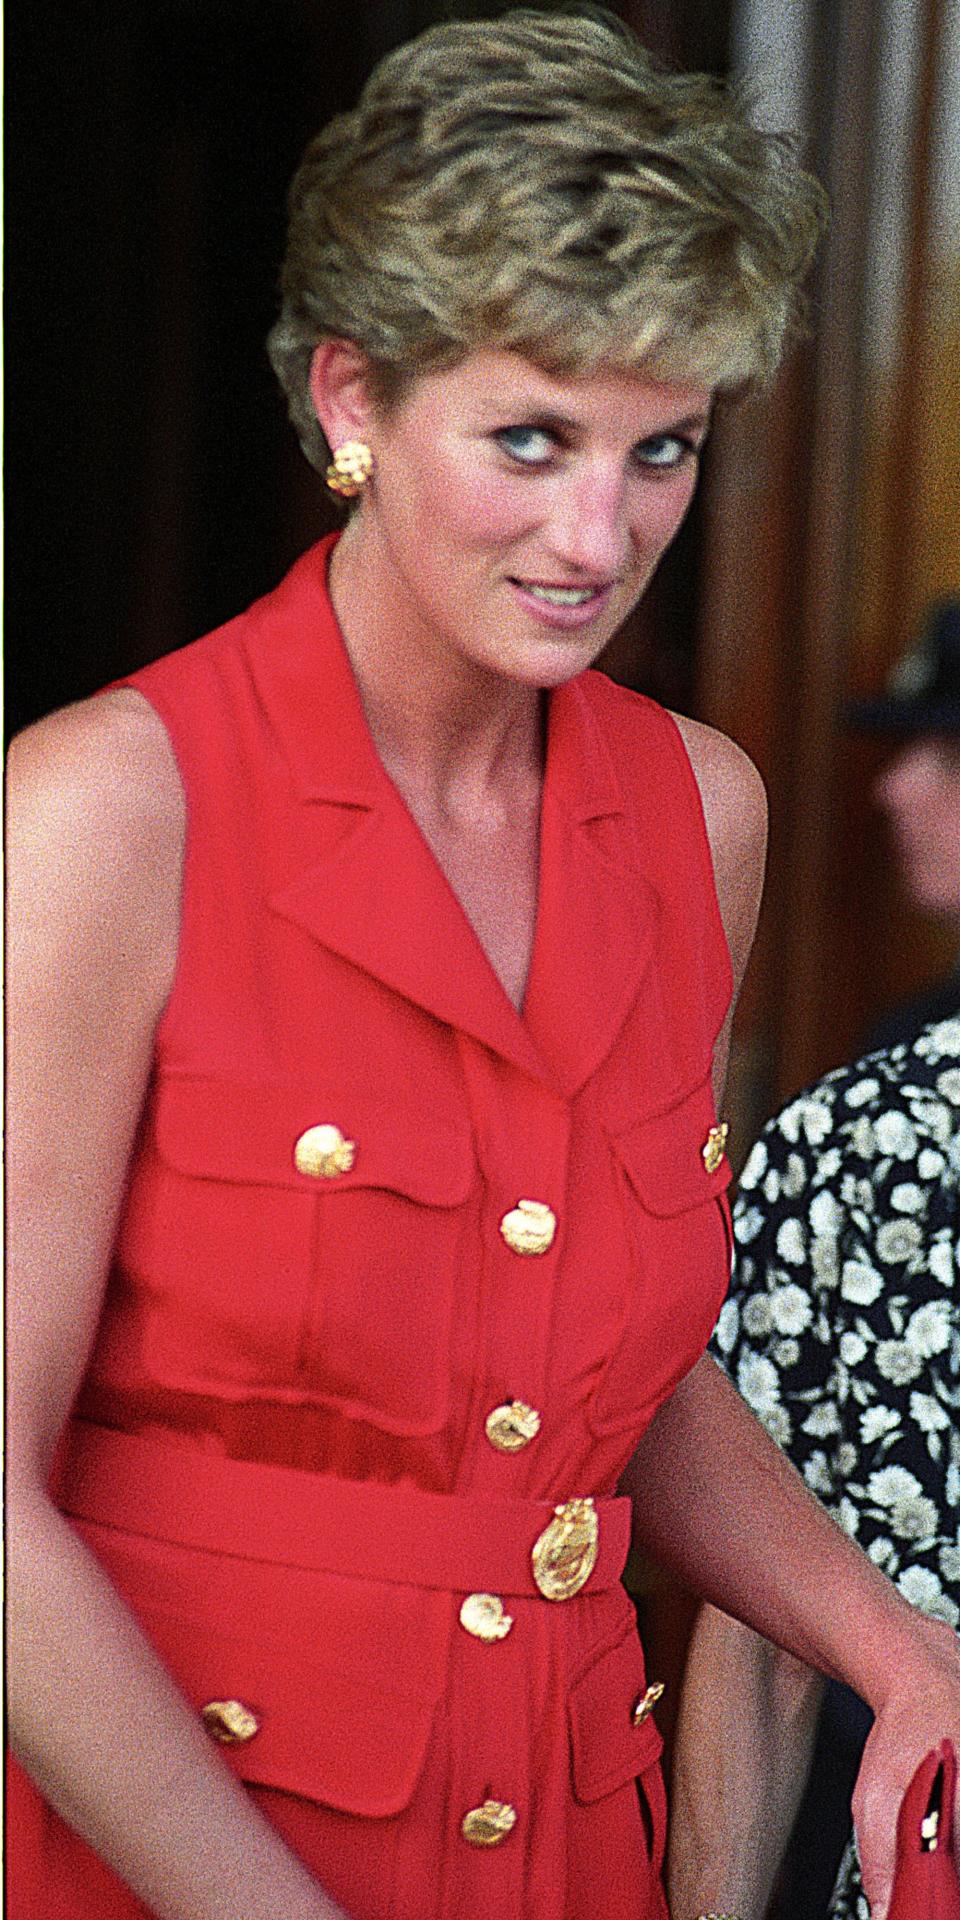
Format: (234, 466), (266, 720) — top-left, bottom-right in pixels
(852, 1614), (960, 1919)
(622, 1360), (960, 1919)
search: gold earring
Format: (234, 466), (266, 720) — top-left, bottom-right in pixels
(325, 440), (373, 499)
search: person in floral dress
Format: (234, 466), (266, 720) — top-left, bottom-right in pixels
(670, 1016), (960, 1920)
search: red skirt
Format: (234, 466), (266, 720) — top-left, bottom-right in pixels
(8, 1424), (669, 1920)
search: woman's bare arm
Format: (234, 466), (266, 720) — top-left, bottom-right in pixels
(670, 712), (767, 1105)
(643, 721), (959, 1919)
(622, 1351), (960, 1920)
(667, 1605), (824, 1920)
(7, 692), (347, 1920)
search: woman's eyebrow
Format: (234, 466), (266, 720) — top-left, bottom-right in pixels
(485, 405), (581, 435)
(651, 410), (712, 440)
(483, 402), (714, 440)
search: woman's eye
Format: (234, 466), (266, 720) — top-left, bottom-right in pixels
(496, 425), (555, 465)
(635, 433), (698, 471)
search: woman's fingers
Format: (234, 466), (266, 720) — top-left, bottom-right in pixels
(853, 1621), (960, 1919)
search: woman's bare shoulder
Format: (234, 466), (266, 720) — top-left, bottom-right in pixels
(7, 689), (186, 998)
(669, 713), (767, 841)
(9, 686), (182, 822)
(669, 712), (768, 991)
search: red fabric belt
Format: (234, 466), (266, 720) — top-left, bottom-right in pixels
(57, 1421), (632, 1599)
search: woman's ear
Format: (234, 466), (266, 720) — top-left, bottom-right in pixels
(308, 339), (375, 455)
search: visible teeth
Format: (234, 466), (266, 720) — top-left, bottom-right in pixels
(522, 583), (597, 606)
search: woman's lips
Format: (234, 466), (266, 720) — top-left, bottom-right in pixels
(508, 577), (615, 628)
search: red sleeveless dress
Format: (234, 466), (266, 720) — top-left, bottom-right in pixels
(9, 535), (733, 1919)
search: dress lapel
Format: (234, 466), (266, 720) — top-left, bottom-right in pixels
(272, 807), (550, 1082)
(249, 538), (658, 1094)
(252, 539), (548, 1081)
(521, 674), (660, 1099)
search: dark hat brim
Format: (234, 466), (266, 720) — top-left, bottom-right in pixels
(844, 694), (960, 735)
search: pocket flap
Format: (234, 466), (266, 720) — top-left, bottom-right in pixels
(141, 1605), (437, 1817)
(568, 1627), (663, 1804)
(611, 1073), (731, 1217)
(150, 1074), (474, 1205)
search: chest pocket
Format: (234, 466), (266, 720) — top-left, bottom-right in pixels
(118, 1075), (476, 1433)
(587, 1071), (732, 1438)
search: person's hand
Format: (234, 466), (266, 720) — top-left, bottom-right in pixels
(852, 1614), (960, 1918)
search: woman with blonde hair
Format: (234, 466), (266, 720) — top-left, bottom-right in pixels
(7, 11), (958, 1920)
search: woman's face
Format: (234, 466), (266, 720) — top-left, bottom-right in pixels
(335, 348), (712, 691)
(873, 735), (960, 919)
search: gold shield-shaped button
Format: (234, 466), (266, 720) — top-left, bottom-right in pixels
(461, 1799), (517, 1847)
(702, 1122), (729, 1175)
(201, 1699), (260, 1745)
(294, 1124), (356, 1179)
(631, 1681), (665, 1726)
(485, 1400), (542, 1452)
(499, 1199), (557, 1256)
(459, 1593), (514, 1642)
(531, 1497), (599, 1601)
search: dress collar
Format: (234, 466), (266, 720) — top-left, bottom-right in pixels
(251, 535), (659, 1096)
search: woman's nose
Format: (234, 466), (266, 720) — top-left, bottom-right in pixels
(546, 470), (630, 579)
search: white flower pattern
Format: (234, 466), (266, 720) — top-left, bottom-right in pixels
(713, 1020), (960, 1920)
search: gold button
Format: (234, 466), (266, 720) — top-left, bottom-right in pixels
(461, 1799), (517, 1847)
(702, 1123), (729, 1174)
(499, 1199), (557, 1256)
(631, 1681), (665, 1726)
(294, 1124), (356, 1179)
(531, 1497), (599, 1601)
(485, 1400), (542, 1452)
(201, 1699), (260, 1744)
(459, 1593), (514, 1642)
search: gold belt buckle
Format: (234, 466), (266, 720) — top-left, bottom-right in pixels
(531, 1497), (599, 1601)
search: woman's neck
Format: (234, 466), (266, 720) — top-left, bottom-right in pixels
(327, 521), (546, 821)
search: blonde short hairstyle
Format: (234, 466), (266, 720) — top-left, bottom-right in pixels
(268, 7), (828, 474)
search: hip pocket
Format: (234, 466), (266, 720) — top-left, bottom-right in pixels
(79, 1515), (450, 1818)
(568, 1621), (668, 1880)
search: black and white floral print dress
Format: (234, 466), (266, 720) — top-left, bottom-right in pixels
(713, 1018), (960, 1920)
